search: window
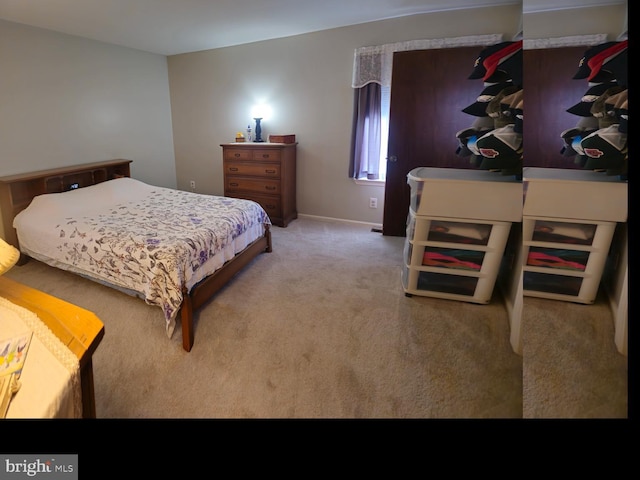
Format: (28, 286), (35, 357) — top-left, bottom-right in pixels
(379, 85), (391, 181)
(350, 82), (387, 182)
(349, 34), (503, 184)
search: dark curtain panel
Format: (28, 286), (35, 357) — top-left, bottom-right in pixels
(349, 82), (381, 179)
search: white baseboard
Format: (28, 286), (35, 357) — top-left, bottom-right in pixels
(297, 213), (382, 231)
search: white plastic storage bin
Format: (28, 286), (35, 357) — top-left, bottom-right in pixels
(402, 210), (512, 303)
(407, 167), (522, 223)
(522, 167), (627, 304)
(523, 167), (627, 222)
(522, 216), (616, 303)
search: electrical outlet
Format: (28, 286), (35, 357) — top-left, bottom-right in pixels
(369, 197), (378, 208)
(190, 180), (196, 190)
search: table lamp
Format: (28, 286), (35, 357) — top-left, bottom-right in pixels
(0, 238), (20, 275)
(253, 117), (264, 142)
(251, 104), (272, 143)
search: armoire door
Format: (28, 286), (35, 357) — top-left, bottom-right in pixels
(523, 46), (592, 169)
(383, 47), (487, 237)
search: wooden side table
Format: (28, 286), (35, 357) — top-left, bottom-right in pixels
(0, 276), (104, 418)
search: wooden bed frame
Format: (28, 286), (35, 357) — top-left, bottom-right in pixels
(0, 159), (272, 352)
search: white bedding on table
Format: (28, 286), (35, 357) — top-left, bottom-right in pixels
(1, 297), (81, 419)
(13, 177), (271, 337)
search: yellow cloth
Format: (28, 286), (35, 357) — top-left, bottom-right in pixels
(1, 297), (81, 418)
(0, 238), (20, 276)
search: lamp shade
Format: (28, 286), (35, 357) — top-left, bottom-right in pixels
(0, 238), (20, 275)
(251, 104), (272, 120)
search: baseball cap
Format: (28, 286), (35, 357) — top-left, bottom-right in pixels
(475, 124), (523, 171)
(581, 125), (627, 171)
(487, 85), (522, 127)
(590, 85), (626, 127)
(456, 127), (492, 157)
(604, 89), (628, 133)
(560, 127), (596, 157)
(500, 89), (523, 111)
(489, 48), (522, 86)
(468, 41), (523, 83)
(499, 88), (524, 132)
(600, 47), (628, 87)
(462, 82), (514, 117)
(566, 82), (617, 117)
(572, 40), (627, 82)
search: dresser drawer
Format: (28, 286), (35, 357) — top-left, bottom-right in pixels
(245, 193), (281, 218)
(225, 177), (280, 195)
(223, 149), (253, 161)
(252, 149), (281, 161)
(224, 162), (280, 178)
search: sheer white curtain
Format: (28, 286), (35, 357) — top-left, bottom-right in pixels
(350, 82), (382, 179)
(351, 34), (503, 88)
(349, 34), (503, 180)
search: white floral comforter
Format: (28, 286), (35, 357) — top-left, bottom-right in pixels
(13, 178), (271, 337)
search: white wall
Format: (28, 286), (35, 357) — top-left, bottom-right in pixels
(0, 2), (627, 233)
(0, 20), (177, 188)
(524, 3), (627, 39)
(167, 5), (523, 226)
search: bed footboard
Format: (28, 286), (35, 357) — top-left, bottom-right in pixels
(179, 224), (272, 351)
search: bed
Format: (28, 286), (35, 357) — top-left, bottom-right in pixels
(0, 160), (272, 352)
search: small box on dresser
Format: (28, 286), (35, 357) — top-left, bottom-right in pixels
(221, 142), (297, 227)
(268, 134), (296, 144)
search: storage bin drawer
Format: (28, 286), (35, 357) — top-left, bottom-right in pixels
(416, 271), (479, 297)
(408, 212), (508, 248)
(426, 220), (493, 246)
(421, 246), (485, 271)
(526, 247), (589, 271)
(523, 271), (584, 297)
(528, 220), (597, 246)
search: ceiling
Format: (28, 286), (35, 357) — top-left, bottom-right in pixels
(0, 0), (626, 56)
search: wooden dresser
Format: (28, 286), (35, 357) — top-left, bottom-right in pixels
(221, 142), (297, 227)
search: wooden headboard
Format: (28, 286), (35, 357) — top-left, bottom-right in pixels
(0, 159), (132, 249)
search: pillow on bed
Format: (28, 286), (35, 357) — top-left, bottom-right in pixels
(14, 177), (155, 226)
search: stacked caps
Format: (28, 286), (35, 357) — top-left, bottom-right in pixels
(561, 40), (628, 177)
(456, 40), (523, 178)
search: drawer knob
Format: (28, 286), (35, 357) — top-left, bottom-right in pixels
(265, 169), (276, 174)
(265, 186), (276, 191)
(234, 153), (241, 157)
(262, 154), (270, 158)
(266, 204), (276, 209)
(229, 167), (239, 172)
(230, 182), (239, 187)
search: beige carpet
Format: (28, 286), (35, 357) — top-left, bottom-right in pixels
(3, 216), (626, 418)
(522, 294), (628, 418)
